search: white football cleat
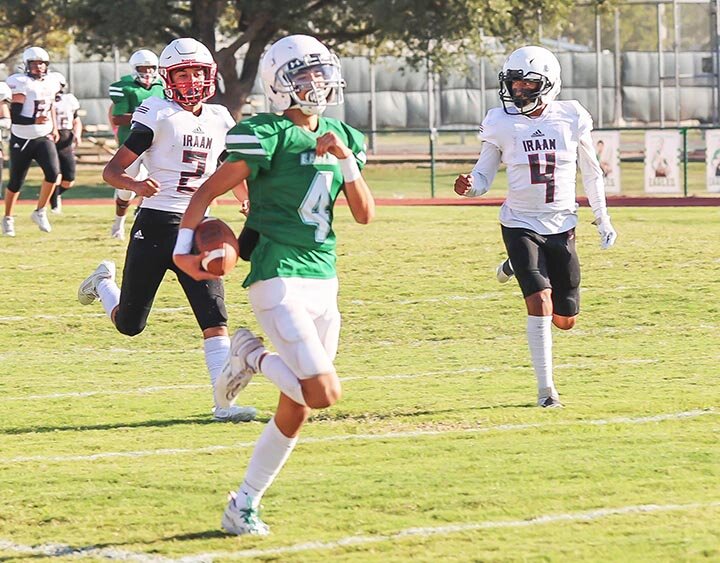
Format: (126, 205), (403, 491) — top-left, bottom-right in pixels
(2, 216), (15, 237)
(212, 405), (257, 423)
(222, 492), (270, 536)
(110, 217), (126, 240)
(496, 259), (514, 284)
(78, 260), (116, 305)
(537, 387), (563, 408)
(214, 328), (265, 408)
(30, 208), (52, 232)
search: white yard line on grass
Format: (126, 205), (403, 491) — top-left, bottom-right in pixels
(0, 409), (714, 465)
(1, 500), (718, 562)
(1, 359), (657, 401)
(0, 307), (188, 323)
(194, 500), (720, 560)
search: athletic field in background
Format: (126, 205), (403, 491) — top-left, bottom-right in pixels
(9, 158), (720, 201)
(0, 197), (718, 560)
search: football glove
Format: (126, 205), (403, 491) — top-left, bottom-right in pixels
(594, 215), (617, 250)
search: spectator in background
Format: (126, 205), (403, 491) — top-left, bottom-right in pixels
(107, 49), (164, 239)
(50, 73), (82, 214)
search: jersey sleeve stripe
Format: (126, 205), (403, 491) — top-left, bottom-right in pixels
(226, 134), (261, 144)
(227, 147), (266, 156)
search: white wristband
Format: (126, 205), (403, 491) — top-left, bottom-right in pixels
(173, 228), (195, 255)
(339, 156), (362, 183)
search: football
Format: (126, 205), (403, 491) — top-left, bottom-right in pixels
(193, 217), (240, 276)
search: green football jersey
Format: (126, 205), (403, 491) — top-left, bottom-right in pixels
(225, 113), (367, 287)
(108, 74), (165, 144)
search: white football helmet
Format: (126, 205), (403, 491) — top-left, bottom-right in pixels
(129, 49), (159, 88)
(260, 34), (345, 115)
(158, 38), (216, 105)
(23, 46), (50, 79)
(498, 46), (561, 115)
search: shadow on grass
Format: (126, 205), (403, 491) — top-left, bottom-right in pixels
(0, 412), (272, 435)
(6, 529), (234, 561)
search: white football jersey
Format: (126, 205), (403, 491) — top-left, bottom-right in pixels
(6, 72), (62, 139)
(131, 97), (236, 214)
(0, 82), (11, 103)
(54, 93), (80, 131)
(481, 100), (593, 233)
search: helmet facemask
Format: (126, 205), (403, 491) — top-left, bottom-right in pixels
(273, 53), (345, 115)
(133, 65), (157, 88)
(499, 69), (553, 115)
(159, 62), (217, 106)
(26, 60), (48, 79)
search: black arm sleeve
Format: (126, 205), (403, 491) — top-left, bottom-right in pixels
(123, 123), (154, 155)
(10, 102), (35, 125)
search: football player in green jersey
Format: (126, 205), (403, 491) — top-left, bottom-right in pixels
(174, 34), (375, 535)
(108, 49), (165, 240)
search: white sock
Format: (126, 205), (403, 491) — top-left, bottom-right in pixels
(112, 215), (126, 225)
(258, 353), (307, 406)
(96, 278), (120, 320)
(204, 335), (230, 393)
(527, 315), (554, 392)
(237, 417), (298, 508)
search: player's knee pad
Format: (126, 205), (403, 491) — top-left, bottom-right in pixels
(115, 189), (134, 203)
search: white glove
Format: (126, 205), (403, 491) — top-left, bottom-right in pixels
(594, 215), (617, 250)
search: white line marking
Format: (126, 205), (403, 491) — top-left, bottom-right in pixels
(0, 409), (713, 465)
(200, 501), (720, 560)
(0, 359), (656, 401)
(4, 384), (207, 401)
(1, 501), (718, 561)
(0, 307), (189, 323)
(350, 292), (503, 306)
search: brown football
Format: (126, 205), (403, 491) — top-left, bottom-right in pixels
(193, 218), (240, 276)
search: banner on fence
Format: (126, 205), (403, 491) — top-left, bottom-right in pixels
(591, 131), (621, 194)
(644, 131), (681, 194)
(705, 130), (720, 193)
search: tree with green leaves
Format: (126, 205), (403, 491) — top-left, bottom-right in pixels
(67, 0), (575, 117)
(0, 0), (72, 69)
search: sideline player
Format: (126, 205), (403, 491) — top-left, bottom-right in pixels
(50, 74), (82, 213)
(2, 47), (62, 236)
(78, 38), (255, 423)
(108, 49), (164, 239)
(454, 45), (617, 408)
(174, 34), (375, 536)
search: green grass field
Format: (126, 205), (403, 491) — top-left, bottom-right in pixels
(1, 200), (719, 561)
(8, 158), (720, 201)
